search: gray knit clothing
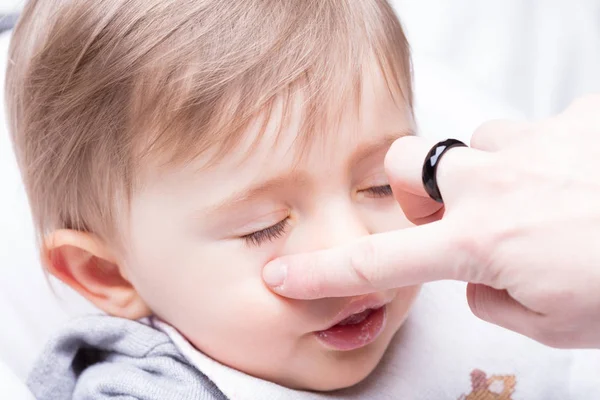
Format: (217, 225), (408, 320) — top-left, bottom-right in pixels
(27, 315), (228, 400)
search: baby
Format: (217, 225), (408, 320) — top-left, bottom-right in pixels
(7, 0), (420, 398)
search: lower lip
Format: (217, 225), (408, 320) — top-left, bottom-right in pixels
(314, 306), (387, 351)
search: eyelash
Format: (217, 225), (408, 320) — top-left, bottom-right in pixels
(363, 184), (393, 198)
(241, 185), (392, 246)
(242, 218), (290, 246)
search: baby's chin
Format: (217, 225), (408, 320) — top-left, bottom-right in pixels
(280, 321), (399, 391)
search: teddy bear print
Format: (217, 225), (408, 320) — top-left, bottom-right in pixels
(458, 369), (516, 400)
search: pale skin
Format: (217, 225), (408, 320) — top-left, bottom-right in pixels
(43, 67), (420, 391)
(263, 94), (600, 350)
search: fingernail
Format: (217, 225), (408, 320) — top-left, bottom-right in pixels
(263, 262), (287, 288)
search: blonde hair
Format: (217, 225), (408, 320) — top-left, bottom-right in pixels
(6, 0), (412, 247)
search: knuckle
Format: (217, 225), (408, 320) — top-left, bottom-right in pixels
(452, 229), (489, 282)
(463, 155), (511, 192)
(470, 119), (518, 148)
(348, 239), (379, 290)
(470, 120), (502, 148)
(470, 119), (532, 151)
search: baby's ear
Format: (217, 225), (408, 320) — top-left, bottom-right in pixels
(43, 230), (151, 320)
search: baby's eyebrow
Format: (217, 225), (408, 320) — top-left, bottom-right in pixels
(348, 129), (414, 167)
(199, 172), (311, 216)
(197, 129), (413, 217)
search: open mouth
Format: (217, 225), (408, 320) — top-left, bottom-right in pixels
(337, 308), (376, 325)
(314, 305), (387, 351)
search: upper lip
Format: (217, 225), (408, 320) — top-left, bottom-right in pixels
(321, 294), (393, 331)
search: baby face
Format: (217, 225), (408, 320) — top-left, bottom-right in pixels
(122, 69), (419, 390)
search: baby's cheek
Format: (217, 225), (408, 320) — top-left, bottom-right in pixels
(183, 282), (305, 368)
(128, 242), (308, 371)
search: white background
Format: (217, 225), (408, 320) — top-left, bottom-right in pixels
(0, 0), (22, 14)
(1, 1), (600, 397)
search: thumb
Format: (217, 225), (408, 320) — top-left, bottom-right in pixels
(467, 283), (542, 338)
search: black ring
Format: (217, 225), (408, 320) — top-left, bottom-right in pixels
(422, 139), (467, 203)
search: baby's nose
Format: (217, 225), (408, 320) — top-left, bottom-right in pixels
(303, 203), (369, 252)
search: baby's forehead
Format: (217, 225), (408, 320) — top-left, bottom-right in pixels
(140, 61), (413, 179)
(141, 90), (413, 198)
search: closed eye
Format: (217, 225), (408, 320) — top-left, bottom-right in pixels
(361, 185), (393, 198)
(241, 217), (290, 246)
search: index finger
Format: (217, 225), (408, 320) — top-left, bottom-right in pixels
(262, 220), (476, 299)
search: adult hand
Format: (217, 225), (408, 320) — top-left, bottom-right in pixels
(263, 95), (600, 349)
